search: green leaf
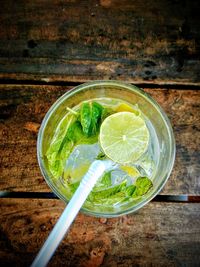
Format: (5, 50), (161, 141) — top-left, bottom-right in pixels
(67, 119), (98, 145)
(89, 180), (127, 201)
(46, 115), (73, 158)
(66, 121), (84, 143)
(46, 139), (73, 179)
(101, 172), (112, 187)
(48, 159), (63, 179)
(133, 177), (153, 197)
(46, 138), (68, 178)
(80, 135), (99, 145)
(124, 185), (136, 196)
(94, 171), (112, 190)
(60, 140), (73, 161)
(46, 115), (74, 178)
(80, 101), (104, 137)
(80, 102), (91, 136)
(92, 191), (127, 206)
(90, 102), (103, 135)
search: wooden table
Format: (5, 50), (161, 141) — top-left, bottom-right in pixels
(0, 1), (200, 266)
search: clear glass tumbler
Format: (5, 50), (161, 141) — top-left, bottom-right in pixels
(37, 81), (176, 217)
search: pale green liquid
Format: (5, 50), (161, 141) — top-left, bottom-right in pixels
(48, 97), (160, 209)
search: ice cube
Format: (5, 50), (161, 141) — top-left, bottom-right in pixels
(111, 169), (133, 186)
(63, 143), (101, 183)
(136, 154), (154, 177)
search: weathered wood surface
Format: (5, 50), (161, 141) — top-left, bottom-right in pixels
(0, 84), (199, 195)
(0, 0), (200, 85)
(0, 199), (199, 267)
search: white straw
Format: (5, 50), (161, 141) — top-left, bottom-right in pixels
(31, 160), (114, 267)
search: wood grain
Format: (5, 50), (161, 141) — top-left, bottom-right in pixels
(0, 0), (200, 85)
(0, 84), (199, 195)
(0, 199), (199, 267)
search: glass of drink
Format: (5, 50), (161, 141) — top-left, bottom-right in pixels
(37, 81), (175, 217)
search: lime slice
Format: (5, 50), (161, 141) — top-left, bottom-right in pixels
(99, 112), (149, 164)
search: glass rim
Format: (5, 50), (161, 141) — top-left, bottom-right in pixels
(37, 80), (176, 218)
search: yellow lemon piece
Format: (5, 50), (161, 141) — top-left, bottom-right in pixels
(115, 103), (141, 116)
(121, 165), (140, 177)
(100, 112), (149, 164)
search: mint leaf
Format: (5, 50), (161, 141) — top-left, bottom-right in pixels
(92, 191), (127, 206)
(46, 138), (73, 178)
(89, 180), (126, 201)
(80, 102), (91, 136)
(46, 137), (70, 178)
(101, 172), (112, 187)
(46, 115), (74, 178)
(90, 102), (103, 135)
(67, 119), (99, 145)
(59, 140), (73, 160)
(67, 121), (84, 143)
(48, 159), (63, 178)
(133, 177), (153, 197)
(124, 185), (136, 196)
(80, 101), (104, 137)
(94, 171), (112, 190)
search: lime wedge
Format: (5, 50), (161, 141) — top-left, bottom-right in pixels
(99, 112), (149, 164)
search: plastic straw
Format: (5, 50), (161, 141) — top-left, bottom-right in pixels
(31, 160), (114, 267)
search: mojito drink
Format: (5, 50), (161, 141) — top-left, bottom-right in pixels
(45, 97), (159, 210)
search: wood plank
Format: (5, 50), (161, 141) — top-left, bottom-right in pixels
(0, 0), (200, 84)
(0, 84), (70, 192)
(0, 199), (199, 266)
(0, 84), (199, 195)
